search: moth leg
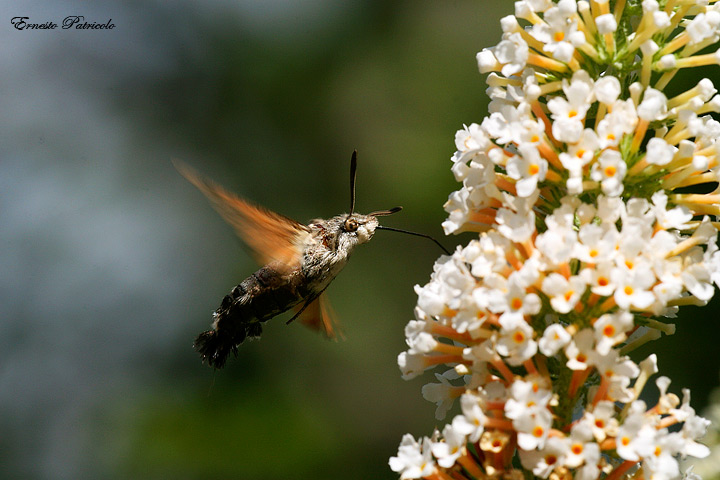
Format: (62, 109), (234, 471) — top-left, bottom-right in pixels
(285, 285), (330, 325)
(286, 295), (318, 325)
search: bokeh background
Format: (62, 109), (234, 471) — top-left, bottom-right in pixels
(1, 1), (719, 479)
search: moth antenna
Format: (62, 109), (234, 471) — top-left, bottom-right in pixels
(376, 225), (451, 255)
(369, 206), (403, 216)
(349, 150), (358, 215)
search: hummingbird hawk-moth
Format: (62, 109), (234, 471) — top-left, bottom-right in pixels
(176, 151), (449, 368)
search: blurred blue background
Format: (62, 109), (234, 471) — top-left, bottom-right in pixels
(1, 1), (718, 479)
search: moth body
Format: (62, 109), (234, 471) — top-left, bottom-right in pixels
(175, 151), (432, 368)
(189, 203), (382, 368)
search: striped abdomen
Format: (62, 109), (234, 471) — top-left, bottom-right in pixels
(194, 265), (308, 368)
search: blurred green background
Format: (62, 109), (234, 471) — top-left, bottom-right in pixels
(1, 1), (719, 479)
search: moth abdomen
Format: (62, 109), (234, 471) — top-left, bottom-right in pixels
(194, 265), (307, 368)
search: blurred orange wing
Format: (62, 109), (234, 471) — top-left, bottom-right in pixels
(294, 294), (344, 340)
(174, 160), (311, 270)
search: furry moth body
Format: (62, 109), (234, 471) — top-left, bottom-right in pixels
(175, 151), (403, 368)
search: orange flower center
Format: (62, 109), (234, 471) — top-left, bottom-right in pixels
(511, 297), (523, 310)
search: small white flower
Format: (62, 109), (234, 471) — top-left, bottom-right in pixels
(596, 100), (638, 147)
(390, 434), (436, 479)
(548, 96), (589, 143)
(476, 48), (500, 73)
(516, 0), (553, 16)
(422, 370), (462, 420)
(638, 429), (683, 479)
(519, 436), (568, 478)
(595, 351), (640, 402)
(658, 54), (677, 70)
(398, 351), (427, 380)
(539, 323), (571, 356)
(651, 191), (692, 230)
(506, 377), (553, 420)
(591, 149), (627, 197)
(594, 76), (621, 104)
(583, 261), (618, 297)
(593, 311), (634, 355)
(431, 423), (467, 468)
(422, 370), (460, 420)
(637, 87), (668, 121)
(541, 273), (587, 314)
(645, 137), (677, 165)
(575, 443), (601, 480)
(559, 129), (599, 193)
(687, 11), (720, 45)
(531, 5), (580, 62)
(487, 275), (541, 318)
(565, 328), (595, 370)
(455, 123), (487, 152)
(595, 13), (617, 34)
(565, 422), (596, 469)
(597, 194), (623, 224)
(506, 143), (548, 197)
(575, 223), (618, 264)
(616, 402), (652, 461)
(535, 223), (578, 265)
(496, 315), (538, 365)
(494, 33), (529, 77)
(514, 407), (553, 451)
(452, 392), (488, 442)
(496, 206), (536, 242)
(583, 400), (619, 442)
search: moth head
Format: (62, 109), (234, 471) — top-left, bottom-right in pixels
(322, 150), (449, 257)
(341, 213), (380, 246)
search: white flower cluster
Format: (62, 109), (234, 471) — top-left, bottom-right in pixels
(392, 365), (710, 480)
(392, 1), (720, 479)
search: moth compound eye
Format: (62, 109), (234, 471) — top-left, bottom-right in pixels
(344, 217), (359, 232)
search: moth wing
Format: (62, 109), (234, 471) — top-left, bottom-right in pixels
(174, 160), (311, 270)
(295, 294), (344, 340)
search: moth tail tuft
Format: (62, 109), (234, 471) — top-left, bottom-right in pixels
(194, 329), (236, 369)
(194, 323), (262, 369)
